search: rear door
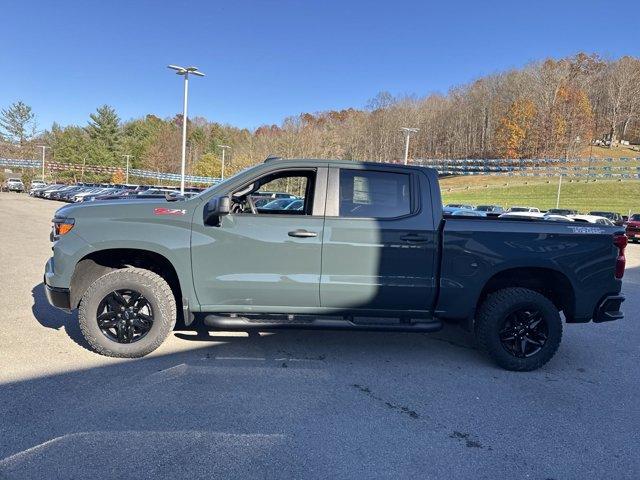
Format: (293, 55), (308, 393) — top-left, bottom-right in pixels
(320, 165), (438, 314)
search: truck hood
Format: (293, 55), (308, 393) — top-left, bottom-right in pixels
(54, 196), (196, 220)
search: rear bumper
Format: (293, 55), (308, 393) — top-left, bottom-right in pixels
(593, 294), (625, 323)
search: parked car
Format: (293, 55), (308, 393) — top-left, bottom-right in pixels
(625, 214), (640, 242)
(4, 178), (25, 192)
(450, 209), (486, 217)
(445, 203), (474, 210)
(38, 184), (67, 198)
(499, 212), (573, 222)
(546, 208), (578, 216)
(51, 185), (85, 202)
(569, 215), (614, 226)
(30, 180), (47, 192)
(45, 158), (626, 372)
(474, 205), (504, 216)
(43, 184), (71, 198)
(588, 211), (624, 226)
(508, 206), (540, 213)
(260, 198), (298, 210)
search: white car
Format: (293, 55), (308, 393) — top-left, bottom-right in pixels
(5, 178), (25, 192)
(568, 214), (614, 226)
(73, 188), (110, 202)
(499, 212), (574, 222)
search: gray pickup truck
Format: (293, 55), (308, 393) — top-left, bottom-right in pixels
(44, 159), (627, 371)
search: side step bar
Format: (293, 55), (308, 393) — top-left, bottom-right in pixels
(202, 314), (443, 333)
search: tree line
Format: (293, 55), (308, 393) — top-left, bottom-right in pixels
(1, 52), (639, 182)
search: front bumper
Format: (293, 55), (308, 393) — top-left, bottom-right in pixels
(44, 279), (71, 311)
(593, 294), (625, 323)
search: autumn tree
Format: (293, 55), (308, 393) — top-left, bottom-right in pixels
(495, 99), (537, 158)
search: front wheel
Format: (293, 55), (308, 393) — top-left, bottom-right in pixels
(475, 288), (562, 371)
(78, 267), (176, 357)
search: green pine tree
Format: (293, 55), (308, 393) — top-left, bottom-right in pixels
(0, 101), (37, 145)
(85, 105), (121, 165)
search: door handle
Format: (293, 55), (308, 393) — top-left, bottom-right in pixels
(400, 234), (428, 243)
(288, 229), (318, 238)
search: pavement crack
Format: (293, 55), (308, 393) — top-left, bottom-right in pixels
(351, 384), (420, 419)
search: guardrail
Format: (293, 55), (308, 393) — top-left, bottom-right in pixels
(0, 158), (222, 184)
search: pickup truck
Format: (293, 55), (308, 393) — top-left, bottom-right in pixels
(44, 159), (627, 371)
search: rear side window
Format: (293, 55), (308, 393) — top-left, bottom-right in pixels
(339, 169), (411, 218)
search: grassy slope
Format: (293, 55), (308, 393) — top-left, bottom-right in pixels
(441, 177), (640, 214)
(439, 146), (640, 214)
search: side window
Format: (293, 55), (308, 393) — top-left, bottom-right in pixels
(339, 169), (412, 218)
(231, 170), (314, 215)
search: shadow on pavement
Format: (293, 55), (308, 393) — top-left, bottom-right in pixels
(30, 283), (92, 350)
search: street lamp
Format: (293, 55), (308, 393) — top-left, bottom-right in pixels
(122, 154), (133, 184)
(218, 145), (231, 179)
(167, 64), (205, 193)
(36, 145), (49, 181)
(400, 127), (419, 165)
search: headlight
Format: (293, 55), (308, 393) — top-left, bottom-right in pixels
(51, 218), (75, 241)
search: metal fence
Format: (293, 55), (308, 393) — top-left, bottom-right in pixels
(0, 158), (222, 185)
(413, 157), (640, 178)
(3, 156), (640, 181)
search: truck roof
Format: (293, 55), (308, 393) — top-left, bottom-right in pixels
(264, 157), (437, 174)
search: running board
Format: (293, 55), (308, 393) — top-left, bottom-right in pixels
(202, 314), (443, 333)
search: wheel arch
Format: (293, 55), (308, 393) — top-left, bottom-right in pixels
(471, 266), (576, 328)
(70, 248), (185, 322)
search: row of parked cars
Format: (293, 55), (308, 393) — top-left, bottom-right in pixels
(27, 181), (306, 211)
(28, 182), (205, 202)
(443, 204), (640, 239)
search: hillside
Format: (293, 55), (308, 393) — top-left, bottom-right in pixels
(440, 176), (640, 214)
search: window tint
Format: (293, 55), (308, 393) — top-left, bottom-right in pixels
(339, 169), (411, 218)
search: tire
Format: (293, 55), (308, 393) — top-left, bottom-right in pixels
(475, 287), (562, 371)
(78, 267), (176, 358)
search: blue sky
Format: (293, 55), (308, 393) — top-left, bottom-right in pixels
(2, 0), (639, 131)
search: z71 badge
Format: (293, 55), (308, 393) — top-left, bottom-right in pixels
(154, 208), (187, 216)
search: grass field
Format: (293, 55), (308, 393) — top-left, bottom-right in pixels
(440, 176), (640, 214)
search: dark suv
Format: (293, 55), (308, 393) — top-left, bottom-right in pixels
(589, 211), (624, 226)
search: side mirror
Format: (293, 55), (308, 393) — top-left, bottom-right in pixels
(203, 195), (231, 226)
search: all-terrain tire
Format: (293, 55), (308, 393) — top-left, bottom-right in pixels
(78, 267), (176, 357)
(475, 287), (562, 371)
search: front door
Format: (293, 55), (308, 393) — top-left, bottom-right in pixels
(191, 167), (327, 311)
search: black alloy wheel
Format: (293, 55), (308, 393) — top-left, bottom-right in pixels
(96, 289), (154, 344)
(498, 308), (548, 358)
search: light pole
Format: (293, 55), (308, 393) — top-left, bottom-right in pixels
(400, 127), (419, 165)
(36, 145), (49, 181)
(218, 145), (231, 179)
(122, 155), (133, 184)
(555, 174), (563, 208)
(167, 65), (205, 193)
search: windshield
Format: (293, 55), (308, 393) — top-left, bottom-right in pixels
(631, 214), (640, 221)
(510, 207), (529, 212)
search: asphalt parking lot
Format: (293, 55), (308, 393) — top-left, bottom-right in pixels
(0, 192), (639, 480)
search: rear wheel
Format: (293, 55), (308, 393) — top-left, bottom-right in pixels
(78, 267), (176, 357)
(475, 288), (562, 371)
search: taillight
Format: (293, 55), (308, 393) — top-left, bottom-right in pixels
(613, 234), (627, 279)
